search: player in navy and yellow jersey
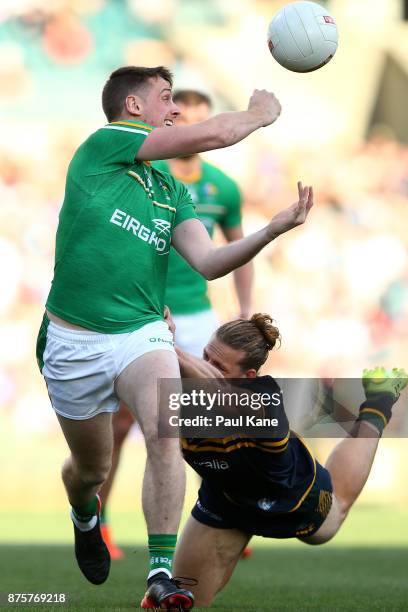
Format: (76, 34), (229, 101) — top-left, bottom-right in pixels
(98, 90), (253, 561)
(170, 314), (407, 608)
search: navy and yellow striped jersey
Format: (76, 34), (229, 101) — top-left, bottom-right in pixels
(181, 376), (316, 514)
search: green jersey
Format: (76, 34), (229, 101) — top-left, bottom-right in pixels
(46, 120), (197, 333)
(153, 159), (242, 314)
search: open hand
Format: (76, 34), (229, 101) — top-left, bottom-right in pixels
(267, 182), (313, 239)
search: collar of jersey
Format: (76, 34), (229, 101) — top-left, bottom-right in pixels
(109, 120), (154, 131)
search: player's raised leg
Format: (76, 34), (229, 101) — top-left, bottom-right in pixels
(300, 428), (381, 545)
(301, 368), (407, 545)
(173, 516), (250, 607)
(99, 404), (134, 559)
(115, 349), (194, 609)
(56, 412), (113, 584)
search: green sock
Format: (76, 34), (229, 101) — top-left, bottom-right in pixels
(72, 496), (98, 523)
(148, 534), (177, 579)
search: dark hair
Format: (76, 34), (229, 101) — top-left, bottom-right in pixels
(216, 314), (280, 372)
(173, 89), (212, 108)
(102, 66), (173, 122)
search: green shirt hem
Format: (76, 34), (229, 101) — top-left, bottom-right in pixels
(46, 305), (163, 334)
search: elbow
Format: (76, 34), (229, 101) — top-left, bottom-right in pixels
(204, 270), (218, 281)
(196, 263), (218, 281)
(193, 249), (219, 280)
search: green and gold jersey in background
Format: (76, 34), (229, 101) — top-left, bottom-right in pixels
(46, 120), (197, 333)
(153, 159), (242, 315)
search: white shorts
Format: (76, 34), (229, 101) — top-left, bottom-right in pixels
(173, 309), (219, 357)
(40, 319), (175, 420)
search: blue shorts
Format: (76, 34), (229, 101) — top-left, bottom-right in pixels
(191, 461), (333, 539)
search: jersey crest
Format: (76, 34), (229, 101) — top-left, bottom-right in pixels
(152, 219), (171, 237)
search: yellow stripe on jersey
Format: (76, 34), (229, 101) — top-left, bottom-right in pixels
(181, 441), (289, 454)
(110, 121), (153, 131)
(181, 433), (290, 455)
(256, 435), (289, 448)
(288, 436), (316, 513)
(103, 126), (149, 136)
(188, 434), (289, 447)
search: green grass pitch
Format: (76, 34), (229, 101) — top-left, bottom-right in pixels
(0, 544), (407, 611)
(2, 432), (408, 610)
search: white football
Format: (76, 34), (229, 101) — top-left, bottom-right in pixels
(267, 1), (338, 73)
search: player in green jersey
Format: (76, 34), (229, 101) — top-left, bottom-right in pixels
(98, 90), (253, 560)
(36, 65), (313, 610)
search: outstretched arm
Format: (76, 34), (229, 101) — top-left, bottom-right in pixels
(172, 182), (313, 280)
(301, 367), (408, 545)
(137, 90), (281, 160)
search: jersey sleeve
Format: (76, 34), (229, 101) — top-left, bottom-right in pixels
(219, 176), (242, 229)
(98, 121), (154, 167)
(173, 181), (198, 228)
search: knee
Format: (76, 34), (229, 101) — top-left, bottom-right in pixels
(65, 459), (112, 489)
(145, 434), (182, 459)
(335, 496), (350, 523)
(300, 495), (349, 546)
(81, 463), (112, 488)
(300, 533), (331, 546)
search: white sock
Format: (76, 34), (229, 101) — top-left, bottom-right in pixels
(147, 567), (172, 581)
(70, 510), (97, 532)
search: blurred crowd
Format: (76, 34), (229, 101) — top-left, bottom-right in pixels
(239, 130), (408, 379)
(1, 0), (407, 436)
